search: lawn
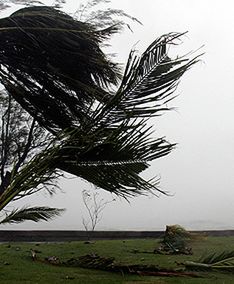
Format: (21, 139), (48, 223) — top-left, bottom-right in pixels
(1, 236), (234, 283)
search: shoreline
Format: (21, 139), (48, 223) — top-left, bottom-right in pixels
(1, 229), (234, 242)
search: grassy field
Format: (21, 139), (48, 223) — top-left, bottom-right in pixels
(1, 236), (234, 283)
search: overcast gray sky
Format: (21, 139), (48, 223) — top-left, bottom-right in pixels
(2, 0), (234, 231)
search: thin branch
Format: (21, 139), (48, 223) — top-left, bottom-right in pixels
(14, 117), (36, 173)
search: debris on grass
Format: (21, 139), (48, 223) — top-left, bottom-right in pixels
(183, 250), (234, 272)
(45, 256), (61, 265)
(39, 253), (201, 278)
(154, 225), (193, 255)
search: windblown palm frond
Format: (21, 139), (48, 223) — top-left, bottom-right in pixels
(0, 6), (200, 205)
(0, 123), (172, 206)
(95, 33), (199, 124)
(56, 120), (174, 196)
(0, 6), (122, 133)
(0, 206), (64, 224)
(90, 34), (201, 138)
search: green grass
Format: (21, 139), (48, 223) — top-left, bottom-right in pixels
(1, 237), (234, 283)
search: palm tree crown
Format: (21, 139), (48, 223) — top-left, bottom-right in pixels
(0, 4), (200, 223)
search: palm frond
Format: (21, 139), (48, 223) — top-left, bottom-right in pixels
(185, 251), (234, 272)
(0, 206), (65, 224)
(93, 33), (201, 128)
(0, 119), (172, 206)
(0, 6), (121, 133)
(55, 118), (174, 196)
(115, 32), (200, 117)
(0, 6), (200, 204)
(199, 251), (234, 266)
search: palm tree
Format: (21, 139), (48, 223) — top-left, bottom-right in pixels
(0, 4), (200, 224)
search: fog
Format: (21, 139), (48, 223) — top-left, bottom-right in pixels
(2, 0), (234, 231)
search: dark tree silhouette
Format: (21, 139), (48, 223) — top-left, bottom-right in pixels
(0, 91), (60, 195)
(0, 3), (200, 224)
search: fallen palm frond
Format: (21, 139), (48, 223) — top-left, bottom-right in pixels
(184, 251), (234, 272)
(40, 253), (201, 278)
(0, 206), (64, 224)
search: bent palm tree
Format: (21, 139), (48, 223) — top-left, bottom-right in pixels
(0, 5), (200, 223)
